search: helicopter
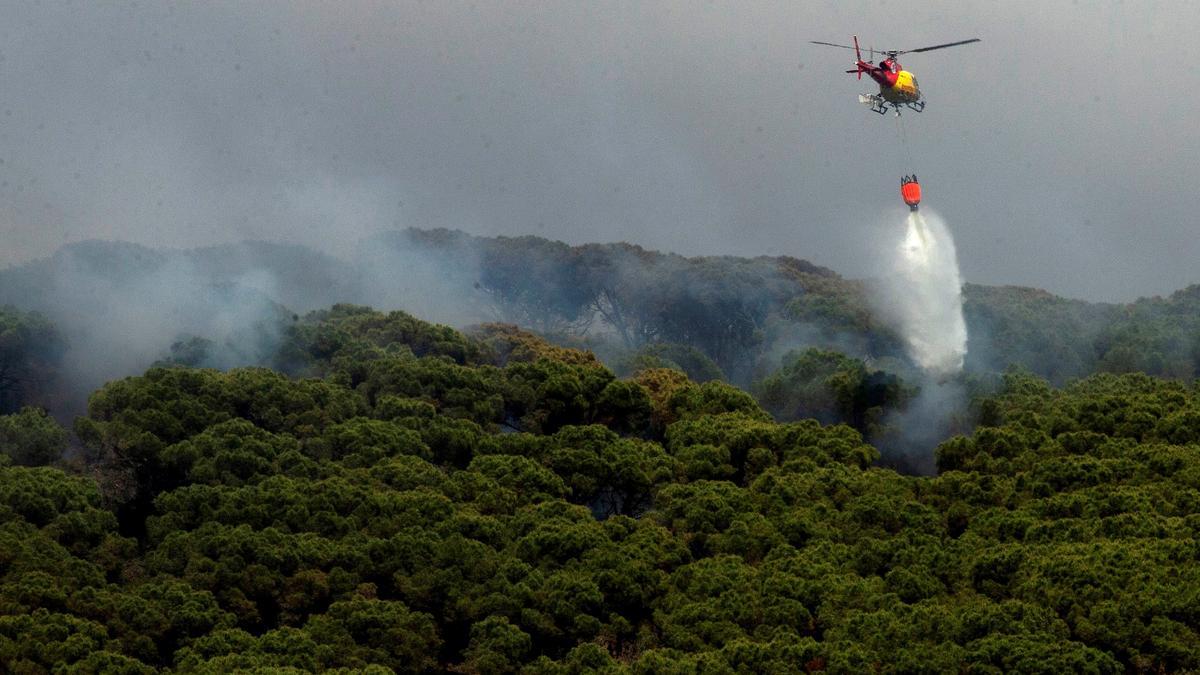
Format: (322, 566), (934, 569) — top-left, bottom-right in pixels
(811, 36), (980, 115)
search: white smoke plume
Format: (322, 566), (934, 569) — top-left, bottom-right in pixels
(877, 210), (968, 376)
(866, 211), (970, 474)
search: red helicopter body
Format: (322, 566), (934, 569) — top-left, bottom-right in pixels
(812, 35), (979, 115)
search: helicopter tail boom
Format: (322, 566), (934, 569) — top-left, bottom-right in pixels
(853, 36), (863, 80)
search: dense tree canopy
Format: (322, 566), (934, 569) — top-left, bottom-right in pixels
(0, 307), (62, 415)
(0, 406), (68, 466)
(7, 235), (1200, 672)
(755, 348), (912, 434)
(12, 230), (1200, 420)
(0, 305), (1196, 672)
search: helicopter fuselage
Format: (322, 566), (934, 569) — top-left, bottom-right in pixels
(813, 35), (978, 115)
(861, 59), (920, 104)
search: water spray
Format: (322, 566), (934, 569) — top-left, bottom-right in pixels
(884, 178), (967, 377)
(863, 180), (970, 473)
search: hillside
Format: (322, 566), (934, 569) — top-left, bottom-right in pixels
(4, 230), (1200, 433)
(2, 307), (1198, 671)
(4, 230), (1200, 484)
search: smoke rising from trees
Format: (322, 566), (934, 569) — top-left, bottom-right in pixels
(862, 210), (971, 472)
(9, 225), (1200, 474)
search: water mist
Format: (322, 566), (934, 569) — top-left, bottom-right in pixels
(870, 208), (970, 474)
(886, 210), (967, 376)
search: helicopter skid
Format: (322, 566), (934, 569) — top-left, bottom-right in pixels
(859, 94), (925, 116)
(859, 94), (889, 115)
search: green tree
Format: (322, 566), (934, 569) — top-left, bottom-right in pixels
(0, 307), (62, 414)
(0, 407), (68, 466)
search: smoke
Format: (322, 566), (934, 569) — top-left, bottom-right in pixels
(351, 231), (489, 328)
(0, 241), (294, 418)
(0, 220), (967, 442)
(877, 377), (969, 475)
(0, 231), (508, 421)
(862, 209), (971, 474)
(875, 210), (968, 377)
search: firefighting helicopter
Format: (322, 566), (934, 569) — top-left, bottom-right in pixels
(811, 36), (980, 116)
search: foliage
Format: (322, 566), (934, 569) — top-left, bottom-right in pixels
(0, 406), (68, 466)
(0, 306), (63, 415)
(385, 230), (840, 382)
(274, 303), (495, 379)
(614, 342), (725, 384)
(755, 348), (912, 434)
(1, 305), (1199, 672)
(472, 323), (601, 368)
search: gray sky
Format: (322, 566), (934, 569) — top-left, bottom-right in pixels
(0, 0), (1196, 302)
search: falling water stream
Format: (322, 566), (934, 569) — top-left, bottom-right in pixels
(889, 210), (967, 376)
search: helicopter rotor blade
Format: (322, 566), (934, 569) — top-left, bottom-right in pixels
(810, 40), (858, 51)
(897, 38), (981, 55)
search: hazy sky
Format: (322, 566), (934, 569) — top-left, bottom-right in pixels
(0, 0), (1196, 302)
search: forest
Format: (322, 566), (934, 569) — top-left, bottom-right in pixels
(2, 232), (1200, 671)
